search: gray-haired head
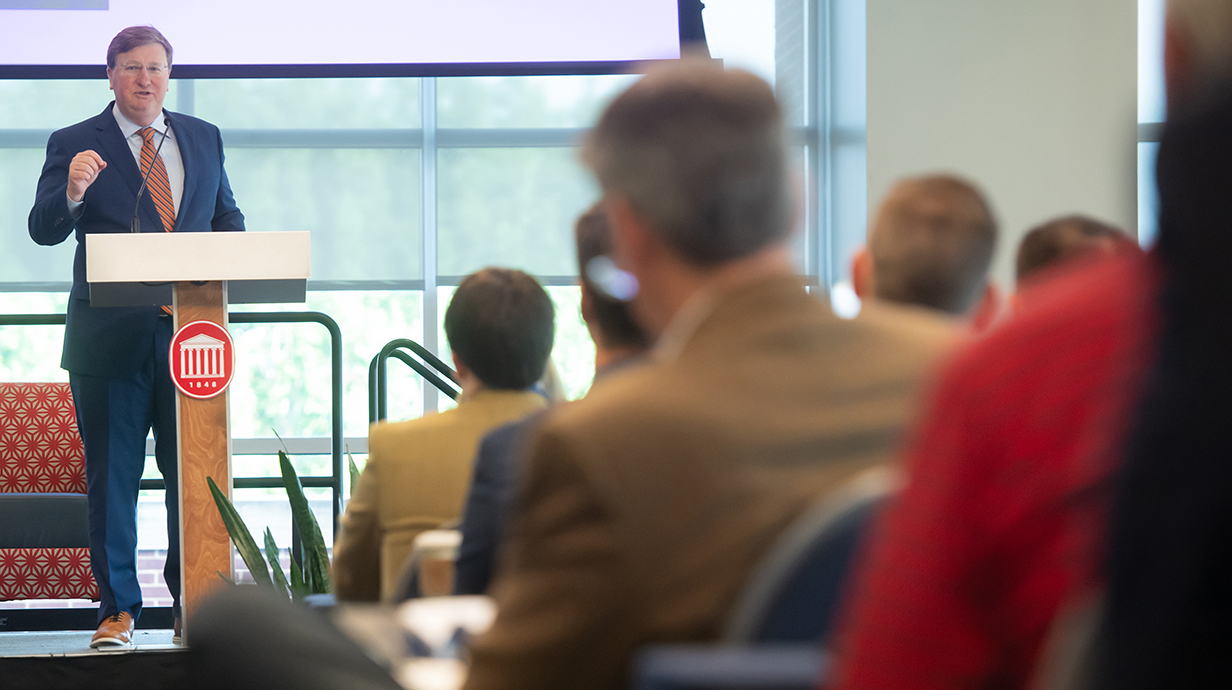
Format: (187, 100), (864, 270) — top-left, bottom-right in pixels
(582, 60), (793, 267)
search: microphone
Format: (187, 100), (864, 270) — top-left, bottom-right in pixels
(130, 116), (172, 233)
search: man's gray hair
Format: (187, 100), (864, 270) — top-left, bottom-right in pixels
(582, 60), (793, 266)
(1169, 0), (1232, 75)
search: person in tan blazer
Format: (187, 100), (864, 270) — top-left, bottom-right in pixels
(461, 61), (955, 690)
(333, 268), (556, 601)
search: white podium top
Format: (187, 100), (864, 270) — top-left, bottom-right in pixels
(86, 231), (310, 283)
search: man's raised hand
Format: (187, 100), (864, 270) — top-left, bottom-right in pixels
(67, 150), (107, 203)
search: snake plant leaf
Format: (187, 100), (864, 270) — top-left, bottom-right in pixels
(347, 447), (361, 499)
(272, 430), (308, 597)
(263, 527), (291, 598)
(288, 548), (309, 599)
(207, 476), (272, 589)
(278, 451), (332, 594)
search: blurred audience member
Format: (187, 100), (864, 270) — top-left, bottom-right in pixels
(188, 586), (402, 690)
(852, 175), (999, 328)
(453, 205), (651, 595)
(829, 244), (1157, 689)
(1016, 215), (1138, 288)
(828, 2), (1228, 688)
(462, 60), (953, 690)
(1099, 75), (1232, 690)
(333, 268), (555, 601)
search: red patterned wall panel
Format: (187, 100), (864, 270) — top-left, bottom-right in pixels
(0, 382), (87, 494)
(0, 383), (96, 599)
(0, 547), (98, 600)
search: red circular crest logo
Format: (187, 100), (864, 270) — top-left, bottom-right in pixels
(169, 320), (235, 400)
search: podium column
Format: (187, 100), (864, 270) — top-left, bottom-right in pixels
(173, 280), (232, 638)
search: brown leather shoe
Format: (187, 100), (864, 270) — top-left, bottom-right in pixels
(90, 612), (135, 649)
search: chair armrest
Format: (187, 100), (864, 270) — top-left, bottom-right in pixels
(634, 644), (828, 690)
(302, 593), (338, 610)
(0, 493), (90, 548)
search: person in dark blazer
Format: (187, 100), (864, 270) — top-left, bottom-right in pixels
(453, 206), (650, 596)
(27, 25), (244, 648)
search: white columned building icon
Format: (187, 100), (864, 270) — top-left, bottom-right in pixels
(180, 333), (226, 379)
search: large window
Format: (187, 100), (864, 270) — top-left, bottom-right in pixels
(1138, 0), (1165, 246)
(0, 3), (865, 599)
(0, 0), (865, 427)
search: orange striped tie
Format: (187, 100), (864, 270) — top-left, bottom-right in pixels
(140, 127), (176, 315)
(139, 127), (176, 233)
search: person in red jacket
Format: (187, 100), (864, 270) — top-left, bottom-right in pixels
(827, 1), (1232, 688)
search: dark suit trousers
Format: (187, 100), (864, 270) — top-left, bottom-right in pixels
(69, 317), (180, 623)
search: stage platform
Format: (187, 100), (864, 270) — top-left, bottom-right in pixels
(0, 628), (176, 655)
(0, 629), (188, 690)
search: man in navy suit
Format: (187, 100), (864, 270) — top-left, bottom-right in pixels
(453, 205), (649, 596)
(28, 25), (244, 648)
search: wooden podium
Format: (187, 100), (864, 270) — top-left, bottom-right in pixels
(85, 231), (310, 641)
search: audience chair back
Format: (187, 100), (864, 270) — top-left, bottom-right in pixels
(1028, 590), (1106, 690)
(0, 382), (98, 600)
(724, 467), (899, 644)
(634, 645), (828, 690)
(629, 469), (894, 690)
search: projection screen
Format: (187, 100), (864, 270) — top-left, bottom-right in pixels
(0, 0), (682, 77)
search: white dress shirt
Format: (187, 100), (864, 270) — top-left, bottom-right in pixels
(67, 104), (185, 224)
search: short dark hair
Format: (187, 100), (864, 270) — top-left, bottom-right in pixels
(869, 175), (997, 314)
(107, 26), (173, 69)
(444, 268), (555, 390)
(575, 206), (651, 350)
(1016, 215), (1137, 285)
(582, 60), (792, 266)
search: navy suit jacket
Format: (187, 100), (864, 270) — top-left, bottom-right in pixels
(453, 359), (645, 595)
(29, 103), (245, 378)
(453, 409), (547, 596)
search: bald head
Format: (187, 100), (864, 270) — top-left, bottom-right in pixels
(866, 175), (997, 315)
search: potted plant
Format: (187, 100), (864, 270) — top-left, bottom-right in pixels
(207, 450), (337, 597)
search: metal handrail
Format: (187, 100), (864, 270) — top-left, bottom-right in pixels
(140, 476), (336, 490)
(0, 310), (344, 531)
(232, 311), (343, 529)
(0, 314), (65, 327)
(368, 338), (459, 423)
